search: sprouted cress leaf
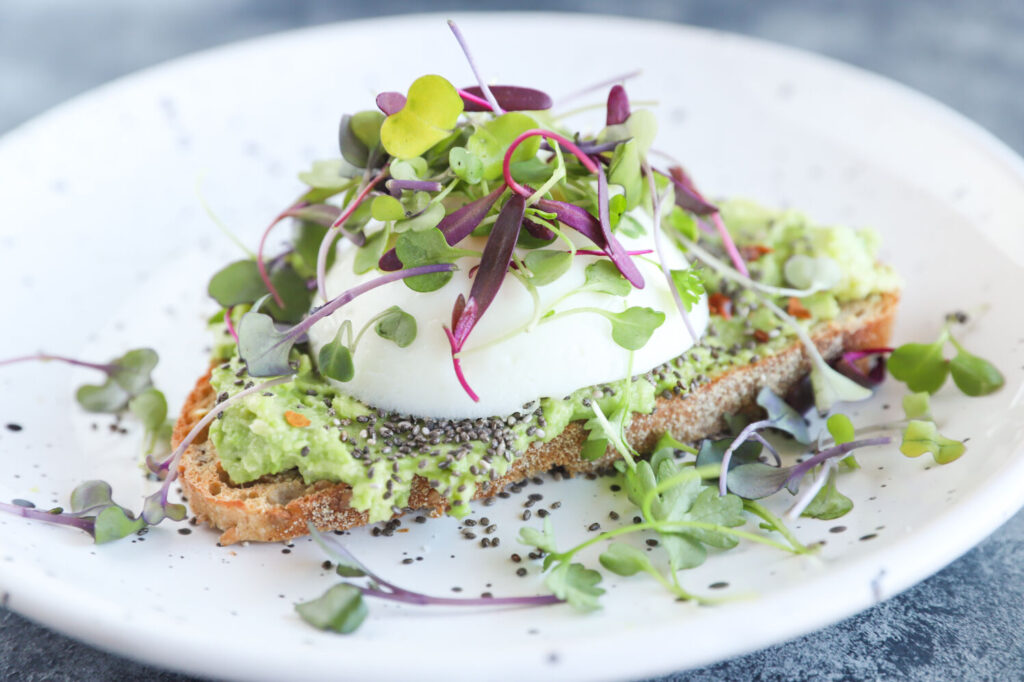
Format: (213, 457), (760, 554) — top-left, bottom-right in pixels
(518, 517), (558, 554)
(380, 75), (464, 159)
(237, 311), (296, 377)
(599, 307), (665, 351)
(581, 260), (631, 296)
(374, 306), (417, 347)
(949, 342), (1004, 396)
(669, 269), (705, 312)
(599, 542), (652, 576)
(76, 380), (131, 413)
(371, 195), (405, 221)
(888, 339), (949, 394)
(902, 392), (932, 420)
(900, 420), (966, 464)
(318, 332), (356, 382)
(208, 260), (268, 307)
(523, 250), (573, 286)
(449, 147), (484, 184)
(826, 413), (855, 446)
(544, 562), (604, 613)
(466, 112), (540, 181)
(800, 469), (853, 520)
(394, 228), (473, 292)
(295, 583), (368, 634)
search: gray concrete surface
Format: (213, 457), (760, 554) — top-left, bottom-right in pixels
(1, 1), (1022, 680)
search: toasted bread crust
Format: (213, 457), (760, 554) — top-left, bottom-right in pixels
(173, 291), (898, 544)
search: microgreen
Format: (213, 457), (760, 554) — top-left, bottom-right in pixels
(208, 260), (272, 307)
(393, 228), (477, 292)
(379, 75), (464, 159)
(799, 466), (853, 520)
(900, 420), (965, 464)
(393, 202), (446, 234)
(546, 306), (665, 351)
(523, 249), (573, 286)
(888, 324), (1004, 396)
(318, 330), (356, 382)
(902, 391), (932, 420)
(460, 85), (553, 112)
(296, 583), (368, 634)
(370, 195), (405, 221)
(375, 92), (406, 116)
(449, 147), (484, 184)
(339, 111), (386, 169)
(238, 264), (455, 377)
(467, 113), (542, 181)
(605, 84), (630, 126)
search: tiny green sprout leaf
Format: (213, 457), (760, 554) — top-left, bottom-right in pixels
(340, 111), (385, 168)
(394, 202), (446, 234)
(380, 75), (464, 159)
(449, 147), (484, 184)
(69, 480), (115, 515)
(608, 140), (643, 210)
(263, 264), (315, 325)
(756, 386), (811, 443)
(371, 195), (405, 222)
(826, 413), (855, 446)
(394, 228), (469, 292)
(599, 307), (665, 351)
(669, 269), (705, 313)
(350, 110), (384, 150)
(93, 505), (145, 544)
(544, 562), (604, 613)
(318, 332), (355, 382)
(608, 193), (627, 229)
(810, 362), (873, 412)
(900, 420), (966, 464)
(335, 563), (367, 579)
(466, 112), (540, 181)
(666, 207), (698, 241)
(695, 437), (762, 471)
(237, 311), (295, 377)
(888, 339), (950, 394)
(110, 349), (158, 395)
(389, 157), (428, 181)
(128, 388), (168, 433)
(298, 159), (353, 190)
(625, 109), (658, 156)
(518, 517), (558, 554)
(801, 469), (853, 520)
(76, 380), (131, 413)
(354, 229), (389, 275)
(949, 342), (1004, 396)
(599, 543), (652, 577)
(524, 250), (572, 286)
(295, 583), (368, 634)
(784, 255), (842, 291)
(581, 260), (631, 296)
(374, 306), (417, 347)
(208, 260), (267, 307)
(902, 392), (932, 420)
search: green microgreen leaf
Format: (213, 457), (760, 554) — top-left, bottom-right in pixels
(318, 330), (355, 382)
(581, 260), (631, 296)
(128, 387), (168, 434)
(888, 338), (950, 394)
(354, 228), (389, 275)
(902, 392), (932, 420)
(810, 362), (874, 412)
(208, 260), (267, 307)
(76, 380), (131, 413)
(669, 269), (705, 313)
(600, 307), (666, 351)
(292, 221), (337, 280)
(598, 542), (653, 577)
(800, 468), (853, 520)
(380, 75), (464, 159)
(374, 306), (417, 347)
(389, 157), (428, 181)
(518, 517), (559, 554)
(371, 195), (405, 221)
(393, 202), (445, 234)
(109, 349), (158, 395)
(466, 112), (540, 181)
(544, 562), (604, 613)
(298, 159), (353, 190)
(949, 340), (1004, 396)
(295, 583), (368, 634)
(263, 264), (314, 325)
(340, 111), (385, 168)
(69, 480), (115, 514)
(608, 140), (642, 210)
(92, 505), (145, 544)
(826, 413), (855, 446)
(523, 250), (573, 286)
(900, 420), (966, 464)
(394, 228), (472, 292)
(449, 147), (484, 184)
(666, 206), (698, 241)
(617, 214), (645, 238)
(756, 387), (812, 443)
(237, 311), (295, 377)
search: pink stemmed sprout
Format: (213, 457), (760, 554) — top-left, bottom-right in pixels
(575, 249), (653, 257)
(447, 20), (504, 115)
(457, 88), (494, 111)
(224, 307), (239, 343)
(502, 129), (601, 197)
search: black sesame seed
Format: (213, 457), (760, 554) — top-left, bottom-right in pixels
(588, 523), (601, 531)
(464, 518), (477, 527)
(463, 531), (477, 540)
(522, 510), (532, 521)
(609, 511), (620, 521)
(537, 509), (549, 518)
(511, 553), (522, 563)
(177, 528), (192, 535)
(516, 568), (527, 577)
(402, 558), (414, 565)
(633, 516), (643, 524)
(322, 561), (333, 570)
(645, 538), (659, 547)
(415, 516), (426, 524)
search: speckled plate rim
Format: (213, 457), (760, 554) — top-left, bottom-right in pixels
(1, 12), (1024, 682)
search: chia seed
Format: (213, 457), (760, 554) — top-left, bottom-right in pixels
(588, 523), (601, 531)
(516, 568), (527, 577)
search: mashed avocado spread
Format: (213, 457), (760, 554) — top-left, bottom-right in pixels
(207, 200), (899, 522)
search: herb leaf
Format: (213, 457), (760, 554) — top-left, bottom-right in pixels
(449, 147), (484, 184)
(374, 306), (417, 347)
(208, 260), (268, 307)
(318, 332), (355, 382)
(76, 381), (131, 413)
(380, 75), (464, 159)
(394, 228), (469, 292)
(544, 562), (604, 613)
(800, 469), (853, 520)
(295, 583), (368, 634)
(523, 250), (572, 287)
(237, 311), (295, 377)
(902, 392), (932, 420)
(518, 517), (559, 554)
(949, 343), (1004, 396)
(466, 112), (540, 181)
(900, 420), (966, 464)
(599, 542), (651, 577)
(888, 339), (949, 394)
(581, 260), (631, 296)
(599, 307), (666, 351)
(669, 269), (705, 312)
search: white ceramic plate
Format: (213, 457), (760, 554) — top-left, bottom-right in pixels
(2, 13), (1024, 681)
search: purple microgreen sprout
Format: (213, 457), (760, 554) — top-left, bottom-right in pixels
(257, 201), (306, 307)
(606, 84), (631, 125)
(379, 184), (506, 271)
(459, 85), (553, 112)
(308, 525), (561, 611)
(445, 194), (526, 401)
(541, 138), (628, 156)
(643, 159), (698, 342)
(386, 179), (443, 197)
(224, 307), (239, 343)
(660, 165), (747, 275)
(446, 20), (504, 115)
(375, 91), (406, 115)
(315, 164), (390, 301)
(596, 166), (645, 288)
(840, 347), (893, 384)
(239, 264), (456, 377)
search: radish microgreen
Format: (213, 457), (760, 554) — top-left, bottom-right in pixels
(888, 321), (1004, 396)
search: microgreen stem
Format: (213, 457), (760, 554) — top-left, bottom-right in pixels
(456, 88), (493, 111)
(590, 400), (638, 469)
(503, 129), (600, 198)
(445, 327), (480, 402)
(786, 460), (835, 520)
(718, 419), (774, 496)
(575, 249), (653, 257)
(315, 164), (390, 301)
(644, 160), (699, 343)
(0, 354), (113, 373)
(675, 234), (821, 298)
(0, 501), (96, 534)
(224, 307), (239, 343)
(526, 141), (566, 206)
(710, 212), (749, 277)
(743, 500), (810, 554)
(447, 21), (504, 115)
(257, 200), (304, 307)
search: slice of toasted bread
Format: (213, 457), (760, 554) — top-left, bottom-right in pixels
(173, 291), (898, 544)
